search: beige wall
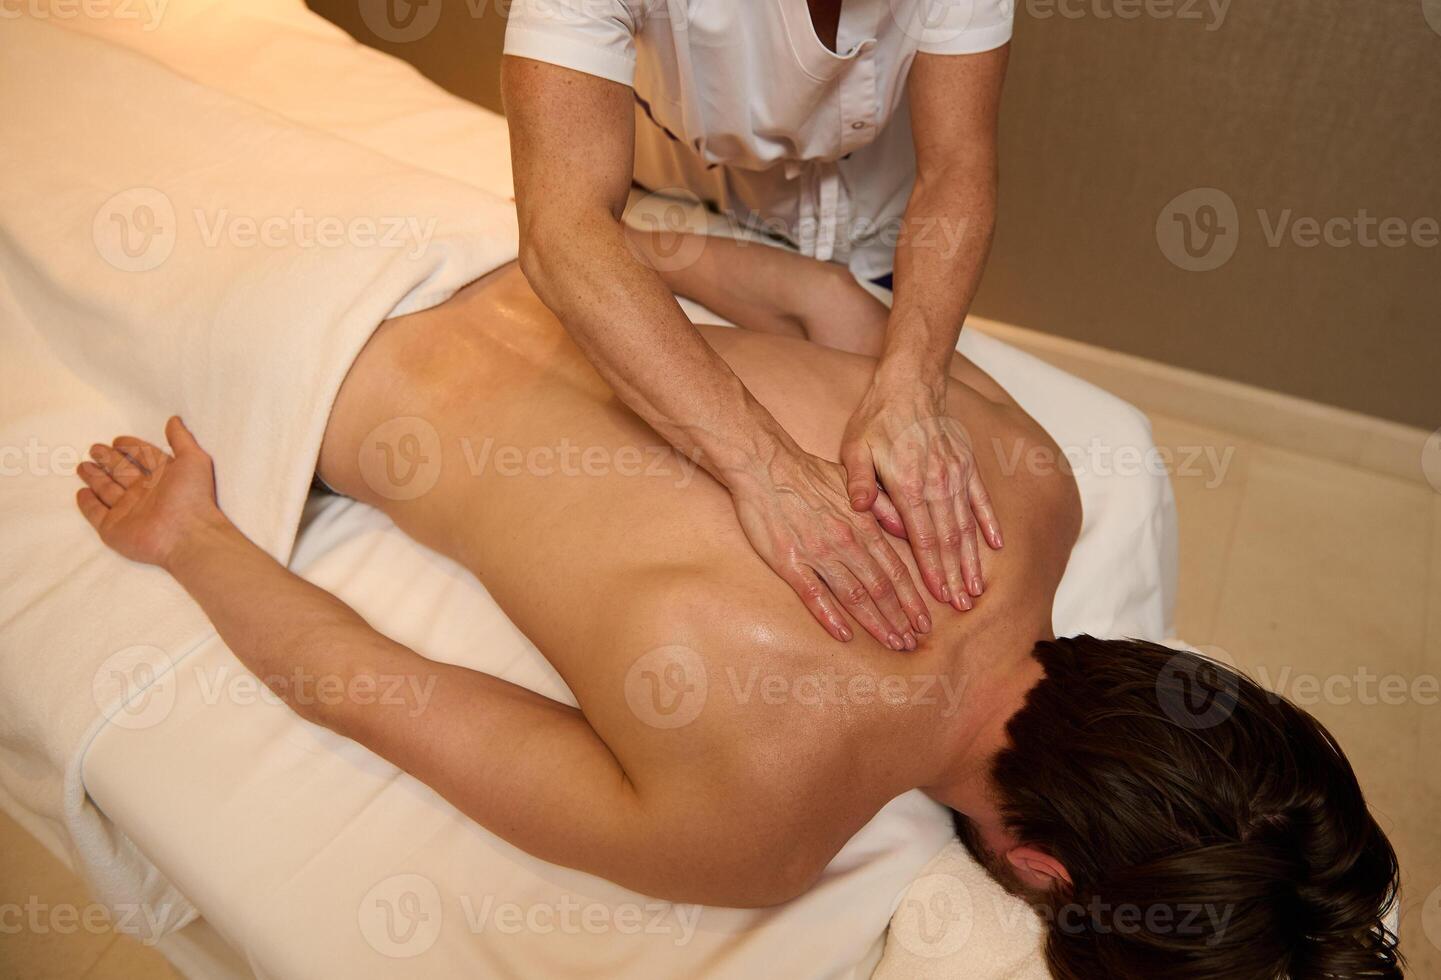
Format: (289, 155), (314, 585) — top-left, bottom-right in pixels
(309, 0), (1441, 429)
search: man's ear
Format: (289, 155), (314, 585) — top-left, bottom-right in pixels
(1005, 846), (1072, 891)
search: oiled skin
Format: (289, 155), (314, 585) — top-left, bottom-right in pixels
(317, 263), (1080, 891)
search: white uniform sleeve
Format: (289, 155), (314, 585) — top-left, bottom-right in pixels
(503, 0), (646, 87)
(915, 0), (1014, 56)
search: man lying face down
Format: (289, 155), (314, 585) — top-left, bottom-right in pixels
(74, 239), (1400, 979)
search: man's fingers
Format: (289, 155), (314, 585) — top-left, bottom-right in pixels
(75, 488), (107, 529)
(89, 443), (146, 488)
(818, 560), (910, 652)
(166, 416), (206, 458)
(840, 439), (878, 512)
(788, 566), (853, 642)
(968, 468), (1003, 550)
(77, 461), (124, 507)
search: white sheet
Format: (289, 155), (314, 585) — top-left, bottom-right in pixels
(2, 2), (1177, 977)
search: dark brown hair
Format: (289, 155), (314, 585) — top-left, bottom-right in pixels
(981, 636), (1402, 979)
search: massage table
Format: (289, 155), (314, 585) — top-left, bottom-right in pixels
(0, 3), (1176, 977)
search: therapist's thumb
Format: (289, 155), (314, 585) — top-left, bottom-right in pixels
(841, 440), (878, 512)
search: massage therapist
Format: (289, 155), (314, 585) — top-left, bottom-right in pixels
(502, 0), (1013, 647)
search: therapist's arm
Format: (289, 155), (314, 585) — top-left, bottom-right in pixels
(503, 56), (927, 649)
(840, 46), (1010, 610)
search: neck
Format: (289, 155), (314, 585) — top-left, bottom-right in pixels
(921, 630), (1048, 818)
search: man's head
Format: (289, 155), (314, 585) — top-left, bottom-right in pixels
(955, 635), (1401, 979)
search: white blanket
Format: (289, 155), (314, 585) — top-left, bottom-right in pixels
(0, 10), (517, 928)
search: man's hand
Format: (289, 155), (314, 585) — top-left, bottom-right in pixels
(75, 416), (227, 569)
(841, 383), (1002, 611)
(731, 450), (931, 649)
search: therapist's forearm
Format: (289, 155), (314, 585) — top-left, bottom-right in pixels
(878, 161), (998, 390)
(518, 209), (800, 488)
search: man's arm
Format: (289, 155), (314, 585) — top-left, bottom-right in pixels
(840, 46), (1011, 610)
(503, 56), (928, 649)
(74, 419), (820, 907)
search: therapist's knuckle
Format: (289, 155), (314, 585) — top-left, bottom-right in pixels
(940, 526), (966, 549)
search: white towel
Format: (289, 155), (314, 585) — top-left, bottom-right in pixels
(0, 13), (517, 929)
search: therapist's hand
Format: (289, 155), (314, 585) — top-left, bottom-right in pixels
(841, 382), (1002, 611)
(731, 450), (931, 650)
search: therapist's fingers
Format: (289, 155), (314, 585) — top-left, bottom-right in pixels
(929, 493), (976, 610)
(816, 560), (912, 652)
(785, 565), (853, 643)
(859, 529), (929, 636)
(968, 467), (1003, 551)
(77, 461), (123, 507)
(165, 416), (208, 458)
(840, 439), (879, 512)
(871, 491), (908, 540)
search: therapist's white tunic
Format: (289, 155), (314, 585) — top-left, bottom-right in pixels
(504, 0), (1014, 280)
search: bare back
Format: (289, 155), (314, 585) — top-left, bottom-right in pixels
(318, 264), (1080, 856)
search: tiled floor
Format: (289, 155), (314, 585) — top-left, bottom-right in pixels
(1, 412), (1437, 978)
